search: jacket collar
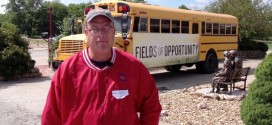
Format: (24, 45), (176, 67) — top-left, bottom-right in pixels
(83, 48), (116, 71)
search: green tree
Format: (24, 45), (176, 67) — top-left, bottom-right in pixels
(179, 5), (189, 10)
(5, 0), (43, 37)
(205, 0), (272, 41)
(67, 3), (91, 18)
(34, 1), (68, 37)
(0, 14), (13, 26)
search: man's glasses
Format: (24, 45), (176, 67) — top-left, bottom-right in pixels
(88, 26), (114, 35)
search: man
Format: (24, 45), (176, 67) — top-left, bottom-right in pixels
(211, 51), (232, 93)
(42, 8), (162, 125)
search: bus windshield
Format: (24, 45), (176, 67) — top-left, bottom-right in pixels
(113, 16), (131, 34)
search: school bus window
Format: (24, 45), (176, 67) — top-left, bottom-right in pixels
(206, 22), (212, 34)
(220, 23), (225, 34)
(226, 24), (231, 34)
(150, 18), (160, 33)
(139, 17), (148, 32)
(172, 20), (180, 33)
(181, 21), (189, 33)
(113, 16), (131, 34)
(232, 24), (237, 35)
(192, 23), (199, 34)
(161, 19), (170, 33)
(202, 22), (205, 34)
(133, 17), (140, 32)
(213, 23), (219, 34)
(99, 5), (108, 10)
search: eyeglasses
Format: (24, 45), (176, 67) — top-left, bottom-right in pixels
(88, 26), (114, 34)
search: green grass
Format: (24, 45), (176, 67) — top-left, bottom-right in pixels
(267, 43), (272, 50)
(257, 40), (272, 50)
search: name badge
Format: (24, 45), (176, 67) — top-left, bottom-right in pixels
(112, 90), (129, 99)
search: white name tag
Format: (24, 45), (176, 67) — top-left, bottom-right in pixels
(112, 90), (129, 99)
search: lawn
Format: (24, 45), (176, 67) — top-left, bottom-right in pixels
(268, 43), (272, 50)
(29, 38), (48, 44)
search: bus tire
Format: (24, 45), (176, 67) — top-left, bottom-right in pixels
(196, 52), (218, 74)
(195, 62), (203, 73)
(164, 64), (182, 72)
(52, 61), (60, 71)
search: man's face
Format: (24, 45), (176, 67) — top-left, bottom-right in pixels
(84, 15), (115, 53)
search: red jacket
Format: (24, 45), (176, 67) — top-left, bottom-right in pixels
(42, 48), (162, 125)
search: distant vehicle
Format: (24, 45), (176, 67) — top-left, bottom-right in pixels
(51, 0), (238, 73)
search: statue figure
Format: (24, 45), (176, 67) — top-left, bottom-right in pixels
(71, 17), (75, 34)
(211, 51), (232, 93)
(229, 50), (243, 80)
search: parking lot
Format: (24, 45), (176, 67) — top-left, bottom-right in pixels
(0, 47), (266, 125)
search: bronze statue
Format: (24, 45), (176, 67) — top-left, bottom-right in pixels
(230, 50), (243, 80)
(211, 51), (232, 93)
(71, 17), (75, 35)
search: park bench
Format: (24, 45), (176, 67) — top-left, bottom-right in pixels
(218, 67), (251, 94)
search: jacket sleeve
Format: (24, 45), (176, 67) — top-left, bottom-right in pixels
(41, 67), (62, 125)
(138, 66), (162, 125)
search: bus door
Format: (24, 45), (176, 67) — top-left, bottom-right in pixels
(189, 21), (200, 64)
(121, 13), (129, 40)
(191, 21), (199, 34)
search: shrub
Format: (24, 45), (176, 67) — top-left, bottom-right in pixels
(0, 25), (28, 51)
(0, 30), (9, 51)
(238, 39), (268, 52)
(0, 44), (31, 80)
(52, 34), (65, 50)
(240, 53), (272, 125)
(256, 42), (268, 52)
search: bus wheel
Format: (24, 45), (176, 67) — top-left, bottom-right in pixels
(52, 61), (60, 71)
(164, 64), (182, 72)
(196, 52), (218, 74)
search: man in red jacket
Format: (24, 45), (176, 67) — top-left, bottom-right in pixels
(42, 8), (162, 125)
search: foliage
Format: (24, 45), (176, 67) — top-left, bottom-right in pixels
(0, 13), (13, 26)
(34, 1), (68, 37)
(255, 53), (272, 81)
(239, 39), (268, 52)
(61, 17), (74, 36)
(179, 5), (189, 10)
(67, 3), (90, 18)
(48, 34), (64, 62)
(0, 22), (31, 80)
(240, 52), (272, 125)
(0, 44), (31, 80)
(0, 23), (28, 51)
(205, 0), (272, 41)
(5, 0), (43, 37)
(52, 34), (64, 50)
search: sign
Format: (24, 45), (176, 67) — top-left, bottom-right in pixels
(133, 33), (199, 68)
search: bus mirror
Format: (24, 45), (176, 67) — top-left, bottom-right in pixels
(121, 13), (129, 40)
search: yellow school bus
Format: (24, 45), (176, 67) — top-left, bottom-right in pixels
(52, 0), (238, 73)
